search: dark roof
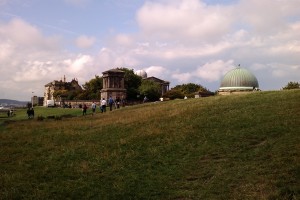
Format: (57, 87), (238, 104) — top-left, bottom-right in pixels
(102, 69), (125, 74)
(144, 76), (170, 84)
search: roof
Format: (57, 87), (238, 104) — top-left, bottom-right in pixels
(102, 69), (125, 74)
(219, 67), (259, 90)
(145, 76), (170, 84)
(135, 70), (147, 78)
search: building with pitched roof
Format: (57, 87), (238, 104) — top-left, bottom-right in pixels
(135, 70), (170, 96)
(43, 75), (82, 106)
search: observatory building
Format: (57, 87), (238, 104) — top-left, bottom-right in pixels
(218, 67), (259, 95)
(135, 70), (147, 79)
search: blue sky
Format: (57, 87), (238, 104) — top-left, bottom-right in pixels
(0, 0), (299, 101)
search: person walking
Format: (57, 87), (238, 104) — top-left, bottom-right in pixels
(27, 108), (31, 119)
(82, 104), (87, 115)
(91, 102), (96, 115)
(27, 107), (34, 119)
(116, 97), (120, 109)
(108, 96), (114, 111)
(121, 95), (126, 107)
(101, 98), (106, 113)
(31, 107), (34, 118)
(143, 96), (148, 103)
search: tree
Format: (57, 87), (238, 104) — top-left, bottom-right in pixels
(118, 68), (142, 100)
(170, 83), (211, 98)
(163, 89), (185, 100)
(138, 80), (161, 101)
(282, 81), (300, 90)
(80, 75), (103, 100)
(53, 90), (69, 99)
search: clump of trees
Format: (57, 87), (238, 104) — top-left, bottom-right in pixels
(53, 76), (103, 101)
(118, 68), (161, 101)
(138, 80), (161, 101)
(117, 68), (142, 100)
(282, 81), (300, 90)
(53, 89), (83, 101)
(80, 75), (103, 100)
(163, 83), (212, 100)
(53, 68), (212, 102)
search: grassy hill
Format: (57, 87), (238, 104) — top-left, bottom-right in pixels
(0, 90), (299, 199)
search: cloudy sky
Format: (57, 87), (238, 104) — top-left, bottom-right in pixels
(0, 0), (299, 101)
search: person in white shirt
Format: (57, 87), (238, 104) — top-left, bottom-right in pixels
(101, 98), (107, 113)
(91, 102), (96, 115)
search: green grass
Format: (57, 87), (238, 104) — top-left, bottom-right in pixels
(0, 90), (299, 199)
(0, 106), (83, 124)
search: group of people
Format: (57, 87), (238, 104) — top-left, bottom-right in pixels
(26, 107), (35, 119)
(82, 96), (124, 116)
(5, 109), (14, 117)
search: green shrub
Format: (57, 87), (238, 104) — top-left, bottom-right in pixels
(54, 115), (62, 120)
(37, 115), (44, 121)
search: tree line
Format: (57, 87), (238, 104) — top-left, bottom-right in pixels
(52, 67), (213, 102)
(53, 67), (299, 102)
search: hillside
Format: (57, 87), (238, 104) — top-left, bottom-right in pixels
(0, 99), (27, 107)
(0, 90), (299, 199)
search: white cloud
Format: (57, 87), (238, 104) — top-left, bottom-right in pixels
(95, 47), (139, 70)
(145, 66), (168, 78)
(0, 18), (60, 51)
(115, 34), (133, 46)
(66, 54), (93, 72)
(172, 72), (193, 83)
(137, 0), (233, 42)
(75, 35), (96, 49)
(0, 18), (94, 100)
(195, 60), (235, 82)
(237, 0), (300, 34)
(14, 61), (52, 82)
(270, 63), (300, 78)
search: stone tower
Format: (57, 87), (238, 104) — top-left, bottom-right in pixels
(100, 69), (126, 100)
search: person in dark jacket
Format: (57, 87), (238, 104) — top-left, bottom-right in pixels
(82, 104), (87, 115)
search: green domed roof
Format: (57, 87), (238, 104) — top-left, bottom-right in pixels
(219, 67), (259, 90)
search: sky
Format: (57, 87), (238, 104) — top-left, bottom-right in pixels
(0, 0), (299, 101)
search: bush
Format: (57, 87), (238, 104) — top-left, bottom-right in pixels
(55, 116), (62, 120)
(37, 115), (45, 121)
(163, 90), (185, 100)
(138, 80), (161, 101)
(282, 81), (300, 90)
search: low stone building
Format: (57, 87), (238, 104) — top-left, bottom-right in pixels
(100, 69), (126, 101)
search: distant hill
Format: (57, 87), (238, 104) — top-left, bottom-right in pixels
(0, 99), (28, 107)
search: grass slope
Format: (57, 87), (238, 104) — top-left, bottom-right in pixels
(0, 90), (299, 199)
